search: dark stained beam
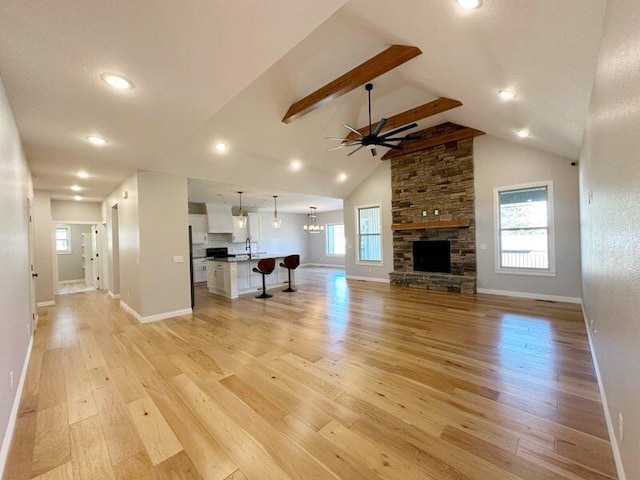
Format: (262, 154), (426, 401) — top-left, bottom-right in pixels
(381, 127), (485, 160)
(282, 45), (422, 124)
(343, 97), (462, 142)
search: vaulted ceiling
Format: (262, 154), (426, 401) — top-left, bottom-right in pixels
(0, 0), (606, 211)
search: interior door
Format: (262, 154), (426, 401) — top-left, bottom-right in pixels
(27, 197), (37, 334)
(91, 225), (100, 289)
(84, 230), (94, 286)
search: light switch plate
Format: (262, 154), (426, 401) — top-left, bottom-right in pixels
(173, 256), (184, 263)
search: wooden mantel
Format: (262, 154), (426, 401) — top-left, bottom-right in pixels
(391, 219), (471, 231)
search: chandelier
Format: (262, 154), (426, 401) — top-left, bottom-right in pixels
(303, 206), (324, 233)
(232, 191), (247, 229)
(272, 195), (281, 229)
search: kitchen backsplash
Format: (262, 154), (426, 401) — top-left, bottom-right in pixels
(192, 236), (258, 257)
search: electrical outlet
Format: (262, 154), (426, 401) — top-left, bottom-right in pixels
(173, 255), (184, 263)
(618, 412), (624, 442)
(26, 323), (31, 336)
(9, 371), (14, 391)
(434, 209), (439, 216)
(422, 210), (427, 217)
(590, 318), (594, 332)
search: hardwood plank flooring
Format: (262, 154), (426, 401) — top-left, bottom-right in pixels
(3, 267), (617, 479)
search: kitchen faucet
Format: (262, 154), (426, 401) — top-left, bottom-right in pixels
(245, 236), (252, 259)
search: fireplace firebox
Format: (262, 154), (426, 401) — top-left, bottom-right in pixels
(413, 240), (451, 273)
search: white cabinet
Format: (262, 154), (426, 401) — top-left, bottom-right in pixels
(248, 213), (261, 241)
(232, 222), (248, 243)
(189, 214), (208, 244)
(192, 258), (207, 283)
(237, 262), (251, 291)
(206, 204), (234, 233)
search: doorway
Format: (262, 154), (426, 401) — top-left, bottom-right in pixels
(55, 223), (95, 295)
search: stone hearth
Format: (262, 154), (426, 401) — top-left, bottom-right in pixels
(389, 123), (477, 293)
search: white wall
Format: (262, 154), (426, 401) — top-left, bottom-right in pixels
(344, 162), (393, 281)
(306, 209), (345, 267)
(474, 135), (582, 300)
(0, 78), (33, 474)
(137, 171), (191, 318)
(51, 200), (102, 223)
(103, 173), (141, 312)
(256, 211), (309, 260)
(579, 0), (640, 477)
(33, 190), (54, 304)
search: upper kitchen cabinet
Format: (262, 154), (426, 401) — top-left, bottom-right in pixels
(248, 213), (261, 241)
(189, 214), (208, 243)
(206, 204), (234, 233)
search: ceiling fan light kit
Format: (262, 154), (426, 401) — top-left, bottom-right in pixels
(327, 83), (420, 157)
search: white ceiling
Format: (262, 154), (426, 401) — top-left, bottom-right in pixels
(0, 0), (606, 209)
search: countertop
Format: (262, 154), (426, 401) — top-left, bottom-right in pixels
(206, 254), (294, 263)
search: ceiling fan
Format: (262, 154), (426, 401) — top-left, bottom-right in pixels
(326, 83), (420, 157)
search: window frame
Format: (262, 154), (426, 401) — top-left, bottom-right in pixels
(355, 203), (383, 266)
(493, 180), (556, 276)
(56, 224), (72, 255)
(325, 223), (345, 257)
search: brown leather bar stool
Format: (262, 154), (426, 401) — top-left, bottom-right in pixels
(279, 254), (300, 292)
(252, 258), (276, 298)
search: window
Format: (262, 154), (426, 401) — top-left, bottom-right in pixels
(494, 181), (555, 275)
(326, 223), (345, 256)
(356, 205), (382, 263)
(56, 225), (72, 254)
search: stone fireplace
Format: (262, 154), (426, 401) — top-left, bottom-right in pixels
(388, 122), (477, 293)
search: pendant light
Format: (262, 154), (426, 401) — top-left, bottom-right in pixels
(233, 191), (247, 229)
(272, 195), (281, 229)
(303, 206), (324, 233)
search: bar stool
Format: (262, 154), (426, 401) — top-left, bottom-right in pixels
(252, 258), (276, 298)
(279, 254), (300, 293)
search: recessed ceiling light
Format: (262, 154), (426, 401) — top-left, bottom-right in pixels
(86, 135), (107, 146)
(71, 185), (82, 192)
(74, 195), (83, 201)
(456, 0), (482, 9)
(101, 73), (133, 89)
(498, 89), (516, 100)
(77, 171), (90, 179)
(337, 173), (348, 182)
(516, 129), (530, 138)
(214, 142), (228, 153)
(290, 160), (302, 171)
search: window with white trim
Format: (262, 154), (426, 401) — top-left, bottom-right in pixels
(356, 205), (382, 263)
(56, 225), (72, 254)
(326, 223), (345, 256)
(494, 181), (555, 275)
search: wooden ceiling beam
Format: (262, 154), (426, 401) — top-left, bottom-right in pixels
(282, 45), (422, 124)
(343, 97), (462, 142)
(381, 127), (485, 160)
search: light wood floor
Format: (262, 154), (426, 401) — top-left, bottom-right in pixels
(4, 267), (617, 479)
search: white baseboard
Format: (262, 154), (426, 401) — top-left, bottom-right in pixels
(119, 300), (192, 324)
(107, 290), (121, 299)
(346, 275), (390, 284)
(36, 300), (55, 307)
(58, 279), (85, 285)
(476, 288), (581, 304)
(0, 335), (34, 477)
(580, 302), (626, 480)
(304, 263), (345, 269)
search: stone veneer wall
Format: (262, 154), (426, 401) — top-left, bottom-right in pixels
(389, 123), (476, 293)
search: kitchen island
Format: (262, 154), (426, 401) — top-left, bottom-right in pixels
(206, 255), (296, 298)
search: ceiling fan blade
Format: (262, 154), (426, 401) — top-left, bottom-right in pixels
(343, 123), (364, 137)
(379, 123), (418, 138)
(372, 118), (388, 136)
(328, 142), (361, 151)
(380, 142), (403, 150)
(346, 144), (365, 156)
(324, 136), (351, 141)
